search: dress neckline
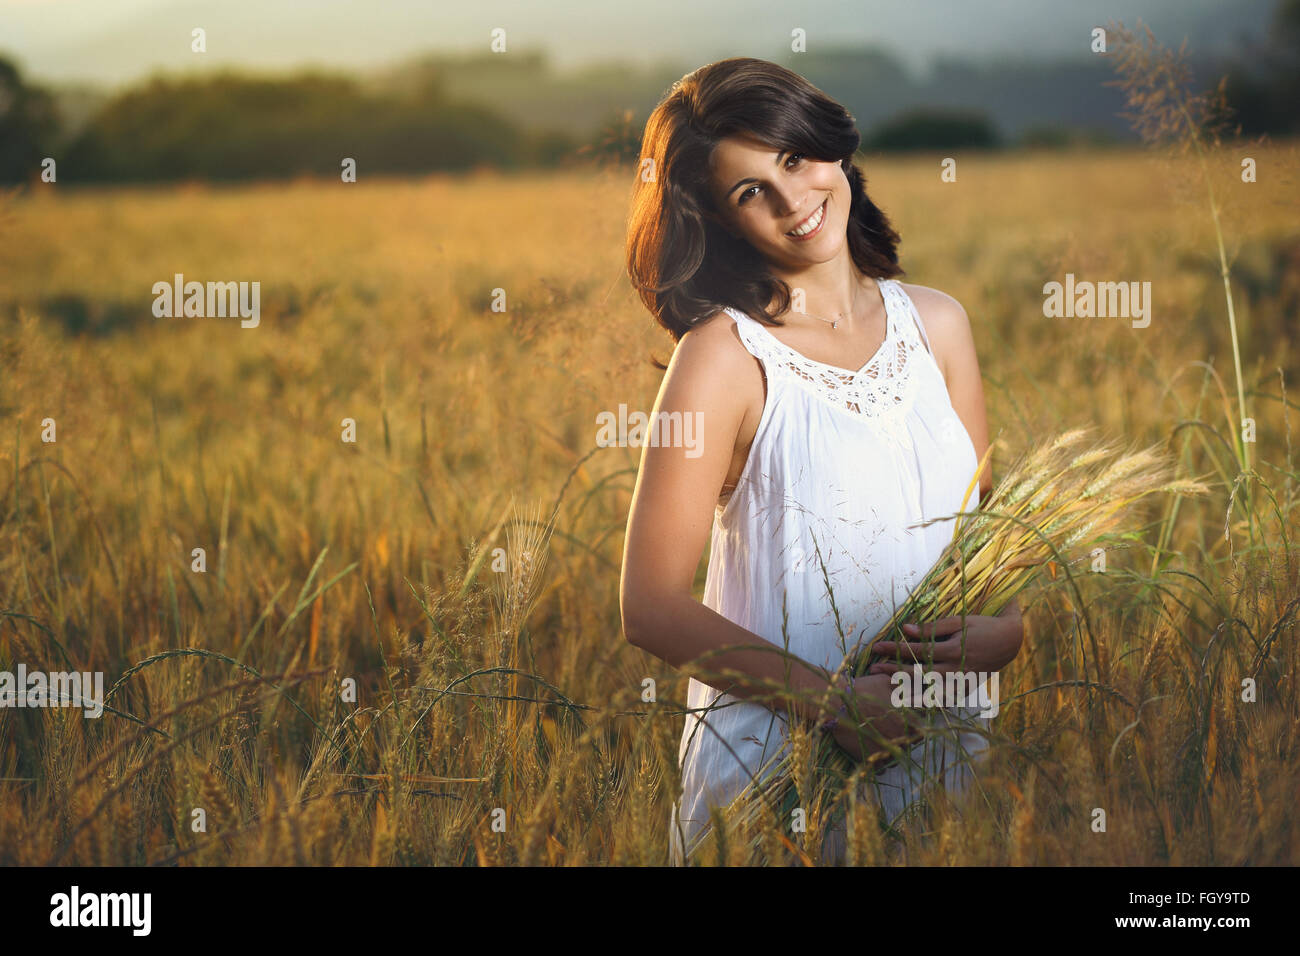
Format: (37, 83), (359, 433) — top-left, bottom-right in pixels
(734, 276), (895, 379)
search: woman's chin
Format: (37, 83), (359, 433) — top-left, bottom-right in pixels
(780, 235), (845, 264)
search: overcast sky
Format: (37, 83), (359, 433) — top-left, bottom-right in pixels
(1, 0), (1275, 88)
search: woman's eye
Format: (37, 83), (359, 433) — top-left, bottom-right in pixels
(737, 155), (803, 205)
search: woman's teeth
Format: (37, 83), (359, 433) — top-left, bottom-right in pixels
(787, 200), (826, 237)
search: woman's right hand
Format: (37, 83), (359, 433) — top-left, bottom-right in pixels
(826, 672), (910, 762)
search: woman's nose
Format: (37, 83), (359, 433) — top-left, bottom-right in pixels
(775, 191), (806, 220)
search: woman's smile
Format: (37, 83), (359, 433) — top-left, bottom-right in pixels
(785, 197), (828, 240)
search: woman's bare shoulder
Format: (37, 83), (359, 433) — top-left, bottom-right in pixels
(652, 309), (763, 450)
(896, 282), (975, 378)
(667, 308), (756, 381)
(897, 282), (969, 327)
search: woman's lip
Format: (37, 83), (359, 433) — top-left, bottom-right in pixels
(786, 198), (827, 240)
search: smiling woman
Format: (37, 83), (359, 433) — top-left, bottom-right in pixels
(620, 57), (1022, 865)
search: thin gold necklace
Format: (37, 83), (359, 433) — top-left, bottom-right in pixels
(797, 277), (863, 330)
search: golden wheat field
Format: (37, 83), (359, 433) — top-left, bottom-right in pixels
(1, 144), (1298, 865)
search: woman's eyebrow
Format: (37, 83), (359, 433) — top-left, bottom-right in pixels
(726, 151), (788, 199)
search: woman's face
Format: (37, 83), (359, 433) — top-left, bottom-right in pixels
(706, 133), (851, 270)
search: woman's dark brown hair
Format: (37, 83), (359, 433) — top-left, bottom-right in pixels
(626, 56), (903, 357)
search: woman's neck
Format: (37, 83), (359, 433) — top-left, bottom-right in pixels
(768, 251), (866, 321)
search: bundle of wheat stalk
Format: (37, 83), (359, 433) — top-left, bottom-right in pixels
(688, 426), (1209, 861)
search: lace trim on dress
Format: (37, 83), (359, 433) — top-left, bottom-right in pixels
(725, 279), (924, 421)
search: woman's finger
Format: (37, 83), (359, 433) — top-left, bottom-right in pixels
(869, 659), (968, 681)
(872, 639), (956, 662)
(902, 616), (969, 639)
(871, 640), (928, 658)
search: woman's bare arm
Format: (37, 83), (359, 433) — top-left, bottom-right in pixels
(619, 313), (840, 725)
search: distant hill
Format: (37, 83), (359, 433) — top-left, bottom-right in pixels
(374, 44), (1247, 145)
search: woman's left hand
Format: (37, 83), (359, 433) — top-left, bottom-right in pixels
(866, 602), (1023, 676)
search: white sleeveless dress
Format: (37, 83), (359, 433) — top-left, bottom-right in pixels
(671, 277), (990, 864)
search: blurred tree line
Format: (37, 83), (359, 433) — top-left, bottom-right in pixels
(0, 65), (577, 183)
(0, 0), (1295, 184)
(1223, 0), (1300, 137)
(0, 58), (60, 181)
